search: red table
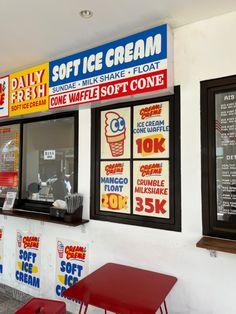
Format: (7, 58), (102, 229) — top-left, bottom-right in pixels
(62, 263), (177, 314)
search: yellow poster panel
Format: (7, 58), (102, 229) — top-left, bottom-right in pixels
(9, 63), (49, 117)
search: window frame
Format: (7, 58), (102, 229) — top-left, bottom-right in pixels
(201, 75), (236, 240)
(90, 86), (181, 231)
(0, 111), (78, 213)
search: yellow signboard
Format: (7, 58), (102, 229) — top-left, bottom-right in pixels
(9, 63), (49, 117)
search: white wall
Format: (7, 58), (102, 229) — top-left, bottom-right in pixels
(1, 10), (236, 314)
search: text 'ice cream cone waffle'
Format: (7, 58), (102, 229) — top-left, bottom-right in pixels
(105, 111), (126, 157)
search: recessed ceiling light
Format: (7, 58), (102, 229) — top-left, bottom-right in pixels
(80, 10), (93, 19)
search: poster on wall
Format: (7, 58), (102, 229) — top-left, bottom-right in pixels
(0, 125), (19, 196)
(15, 231), (41, 289)
(101, 107), (131, 159)
(215, 91), (236, 221)
(49, 24), (172, 110)
(55, 238), (89, 310)
(0, 228), (3, 274)
(133, 160), (169, 218)
(100, 161), (130, 213)
(133, 101), (169, 158)
(0, 76), (9, 118)
(9, 63), (49, 117)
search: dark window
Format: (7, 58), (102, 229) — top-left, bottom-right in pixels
(201, 75), (236, 239)
(91, 86), (181, 231)
(0, 112), (78, 213)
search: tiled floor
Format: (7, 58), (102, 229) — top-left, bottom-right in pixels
(0, 283), (31, 314)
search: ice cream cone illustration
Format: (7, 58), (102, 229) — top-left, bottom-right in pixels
(17, 232), (22, 248)
(57, 241), (64, 258)
(105, 112), (126, 157)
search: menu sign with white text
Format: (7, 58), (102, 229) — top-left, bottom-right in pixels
(215, 91), (236, 221)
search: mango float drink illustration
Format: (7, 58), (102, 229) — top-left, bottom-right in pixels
(105, 112), (126, 157)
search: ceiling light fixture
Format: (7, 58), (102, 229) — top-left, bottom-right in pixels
(80, 10), (93, 19)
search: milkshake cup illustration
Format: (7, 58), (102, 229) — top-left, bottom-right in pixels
(17, 232), (22, 248)
(105, 112), (126, 157)
(57, 241), (64, 258)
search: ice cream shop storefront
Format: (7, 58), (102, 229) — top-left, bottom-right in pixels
(1, 11), (236, 314)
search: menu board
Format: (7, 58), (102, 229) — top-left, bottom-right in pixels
(215, 91), (236, 221)
(99, 102), (170, 219)
(133, 160), (169, 218)
(100, 161), (130, 213)
(0, 125), (19, 191)
(101, 107), (131, 159)
(133, 102), (169, 158)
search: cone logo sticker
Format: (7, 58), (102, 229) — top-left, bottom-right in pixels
(101, 107), (130, 159)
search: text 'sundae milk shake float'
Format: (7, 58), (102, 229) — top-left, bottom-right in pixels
(105, 111), (126, 157)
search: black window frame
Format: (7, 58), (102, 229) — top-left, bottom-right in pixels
(90, 86), (181, 231)
(0, 111), (78, 214)
(201, 75), (236, 240)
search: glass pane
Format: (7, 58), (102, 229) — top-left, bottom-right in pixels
(0, 125), (20, 198)
(22, 116), (75, 202)
(215, 91), (236, 222)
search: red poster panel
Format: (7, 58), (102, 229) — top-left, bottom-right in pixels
(0, 172), (18, 187)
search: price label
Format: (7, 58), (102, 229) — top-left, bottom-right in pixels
(102, 193), (128, 210)
(136, 134), (166, 156)
(135, 197), (166, 214)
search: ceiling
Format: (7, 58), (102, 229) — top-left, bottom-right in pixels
(1, 0), (236, 77)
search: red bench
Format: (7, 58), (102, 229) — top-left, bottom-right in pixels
(15, 297), (66, 314)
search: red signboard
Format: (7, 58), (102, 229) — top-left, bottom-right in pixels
(0, 172), (18, 187)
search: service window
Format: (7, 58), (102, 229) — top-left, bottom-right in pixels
(201, 75), (236, 239)
(91, 87), (181, 231)
(0, 112), (78, 213)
